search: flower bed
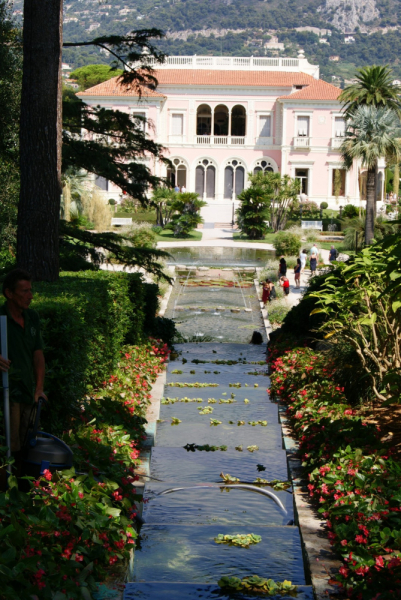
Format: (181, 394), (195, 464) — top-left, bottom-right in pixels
(269, 348), (401, 600)
(0, 340), (169, 600)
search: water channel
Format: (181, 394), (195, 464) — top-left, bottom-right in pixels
(124, 266), (312, 600)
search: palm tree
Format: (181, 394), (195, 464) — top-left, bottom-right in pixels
(341, 105), (401, 244)
(339, 65), (401, 117)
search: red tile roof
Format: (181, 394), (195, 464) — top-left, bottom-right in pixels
(77, 78), (166, 98)
(78, 70), (340, 101)
(154, 69), (312, 87)
(279, 79), (341, 100)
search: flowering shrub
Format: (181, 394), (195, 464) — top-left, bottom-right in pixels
(269, 348), (401, 600)
(0, 340), (169, 600)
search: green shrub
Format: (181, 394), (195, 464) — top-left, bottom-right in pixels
(341, 204), (359, 219)
(150, 316), (177, 347)
(33, 271), (166, 434)
(273, 231), (302, 256)
(320, 202), (328, 209)
(152, 225), (163, 234)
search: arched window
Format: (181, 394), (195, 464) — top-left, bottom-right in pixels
(253, 159), (275, 175)
(195, 159), (215, 199)
(224, 159), (245, 199)
(197, 104), (211, 136)
(231, 105), (246, 137)
(214, 104), (229, 136)
(167, 158), (187, 188)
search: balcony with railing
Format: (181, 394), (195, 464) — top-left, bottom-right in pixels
(331, 137), (344, 149)
(196, 135), (246, 146)
(141, 54), (320, 78)
(293, 136), (311, 149)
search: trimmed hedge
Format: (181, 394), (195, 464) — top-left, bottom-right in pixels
(33, 271), (162, 433)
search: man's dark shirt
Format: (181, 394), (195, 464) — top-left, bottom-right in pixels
(0, 303), (44, 404)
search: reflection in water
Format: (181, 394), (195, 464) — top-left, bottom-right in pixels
(167, 246), (274, 267)
(166, 274), (266, 344)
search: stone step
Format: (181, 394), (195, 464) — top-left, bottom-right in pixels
(162, 384), (272, 402)
(173, 342), (268, 360)
(142, 481), (294, 526)
(160, 397), (278, 424)
(155, 421), (283, 450)
(131, 524), (306, 585)
(124, 583), (314, 600)
(150, 447), (289, 483)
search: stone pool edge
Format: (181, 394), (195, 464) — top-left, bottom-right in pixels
(256, 276), (342, 600)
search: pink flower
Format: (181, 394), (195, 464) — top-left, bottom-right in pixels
(339, 566), (349, 578)
(355, 535), (367, 544)
(340, 540), (348, 546)
(42, 469), (52, 481)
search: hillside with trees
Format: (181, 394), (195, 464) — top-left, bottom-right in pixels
(10, 0), (401, 85)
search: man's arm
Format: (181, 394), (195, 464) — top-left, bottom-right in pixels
(0, 355), (11, 372)
(33, 349), (47, 402)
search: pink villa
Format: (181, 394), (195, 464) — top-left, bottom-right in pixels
(78, 54), (384, 223)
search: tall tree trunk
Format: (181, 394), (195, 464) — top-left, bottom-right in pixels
(365, 166), (376, 245)
(17, 0), (63, 281)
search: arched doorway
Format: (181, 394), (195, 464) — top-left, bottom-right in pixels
(224, 160), (245, 199)
(197, 104), (212, 136)
(231, 105), (246, 137)
(195, 159), (216, 199)
(214, 105), (229, 136)
(167, 158), (187, 188)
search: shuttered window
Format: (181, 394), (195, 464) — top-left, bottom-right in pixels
(133, 112), (146, 132)
(172, 113), (183, 135)
(259, 115), (271, 137)
(334, 117), (345, 137)
(297, 116), (309, 136)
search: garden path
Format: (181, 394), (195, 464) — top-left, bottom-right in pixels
(125, 342), (313, 594)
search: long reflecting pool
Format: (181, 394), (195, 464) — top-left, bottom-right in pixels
(166, 246), (274, 267)
(165, 272), (266, 343)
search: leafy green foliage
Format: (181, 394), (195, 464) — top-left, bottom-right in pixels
(219, 575), (296, 595)
(165, 192), (206, 237)
(309, 238), (401, 403)
(69, 64), (123, 90)
(32, 271), (170, 434)
(339, 65), (401, 117)
(0, 341), (168, 600)
(272, 231), (302, 256)
(269, 348), (401, 599)
(214, 533), (262, 548)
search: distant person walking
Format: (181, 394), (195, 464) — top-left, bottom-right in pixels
(180, 185), (187, 193)
(329, 245), (338, 263)
(310, 251), (317, 275)
(294, 259), (301, 288)
(174, 184), (180, 193)
(261, 279), (270, 305)
(310, 244), (319, 258)
(300, 249), (308, 273)
(278, 257), (287, 278)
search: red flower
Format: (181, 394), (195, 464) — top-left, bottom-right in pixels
(42, 469), (52, 481)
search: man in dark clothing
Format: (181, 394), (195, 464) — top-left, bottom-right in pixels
(0, 269), (47, 454)
(329, 246), (338, 262)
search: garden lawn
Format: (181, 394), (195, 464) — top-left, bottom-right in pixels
(233, 232), (276, 243)
(154, 229), (202, 242)
(0, 340), (169, 600)
(115, 210), (157, 224)
(269, 347), (401, 600)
